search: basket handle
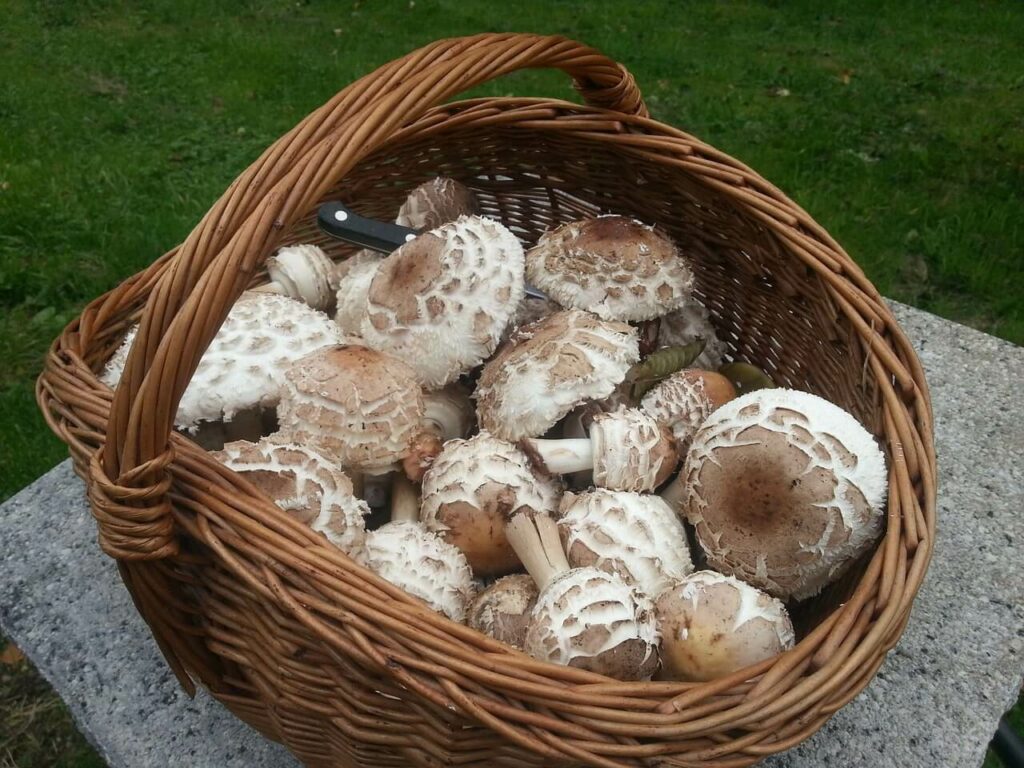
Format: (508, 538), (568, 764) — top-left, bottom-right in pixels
(97, 34), (648, 560)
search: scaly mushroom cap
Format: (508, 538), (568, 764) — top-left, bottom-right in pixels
(655, 571), (795, 681)
(101, 292), (342, 431)
(657, 300), (729, 369)
(360, 216), (525, 388)
(683, 388), (888, 600)
(266, 244), (335, 311)
(641, 370), (737, 458)
(214, 439), (368, 556)
(590, 409), (677, 492)
(421, 432), (562, 577)
(525, 567), (660, 680)
(361, 521), (475, 622)
(396, 177), (480, 230)
(476, 309), (640, 440)
(277, 345), (426, 474)
(525, 216), (694, 321)
(558, 490), (693, 598)
(334, 251), (382, 337)
(467, 574), (539, 650)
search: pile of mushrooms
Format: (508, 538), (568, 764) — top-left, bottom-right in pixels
(101, 176), (890, 683)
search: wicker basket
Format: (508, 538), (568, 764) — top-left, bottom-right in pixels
(38, 34), (936, 767)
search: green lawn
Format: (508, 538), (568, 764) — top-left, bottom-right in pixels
(1, 1), (1021, 766)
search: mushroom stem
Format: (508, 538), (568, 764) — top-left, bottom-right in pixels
(390, 473), (420, 523)
(250, 280), (288, 296)
(422, 385), (474, 441)
(504, 512), (570, 589)
(521, 438), (594, 475)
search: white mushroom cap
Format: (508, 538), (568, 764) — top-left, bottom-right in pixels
(277, 345), (432, 475)
(655, 571), (795, 681)
(682, 388), (888, 600)
(214, 438), (368, 556)
(467, 573), (539, 650)
(590, 409), (677, 492)
(420, 431), (562, 577)
(558, 490), (693, 598)
(361, 521), (476, 622)
(641, 369), (737, 458)
(264, 244), (335, 311)
(396, 177), (480, 230)
(334, 251), (382, 337)
(422, 383), (476, 442)
(657, 300), (729, 369)
(525, 216), (694, 321)
(475, 309), (640, 441)
(360, 216), (525, 388)
(101, 292), (342, 432)
(525, 567), (660, 680)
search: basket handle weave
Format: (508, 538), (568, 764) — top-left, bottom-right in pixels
(97, 34), (648, 560)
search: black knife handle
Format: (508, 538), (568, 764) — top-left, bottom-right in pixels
(317, 201), (419, 254)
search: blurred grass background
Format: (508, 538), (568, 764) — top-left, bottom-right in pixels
(1, 1), (1021, 766)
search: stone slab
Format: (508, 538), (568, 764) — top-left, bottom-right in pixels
(1, 301), (1022, 768)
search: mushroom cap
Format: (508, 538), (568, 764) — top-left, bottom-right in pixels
(277, 345), (425, 473)
(558, 490), (693, 598)
(267, 244), (335, 311)
(334, 251), (382, 337)
(361, 521), (476, 622)
(590, 409), (678, 492)
(501, 295), (562, 344)
(396, 177), (480, 230)
(641, 370), (736, 458)
(525, 567), (660, 680)
(420, 431), (562, 577)
(101, 292), (342, 431)
(682, 388), (888, 600)
(655, 571), (795, 681)
(525, 216), (694, 321)
(214, 438), (368, 556)
(476, 309), (640, 441)
(657, 300), (729, 369)
(467, 573), (539, 650)
(360, 215), (525, 388)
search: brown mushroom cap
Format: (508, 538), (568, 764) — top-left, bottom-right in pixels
(277, 345), (426, 474)
(525, 567), (660, 680)
(214, 438), (369, 557)
(525, 216), (694, 321)
(655, 571), (795, 681)
(361, 521), (476, 622)
(682, 389), (888, 600)
(396, 177), (480, 230)
(475, 309), (640, 441)
(467, 574), (539, 650)
(641, 369), (737, 459)
(420, 432), (562, 577)
(360, 216), (525, 388)
(558, 490), (693, 598)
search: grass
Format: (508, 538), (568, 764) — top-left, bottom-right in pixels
(0, 1), (1021, 766)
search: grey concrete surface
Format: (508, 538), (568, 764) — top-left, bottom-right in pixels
(1, 301), (1022, 767)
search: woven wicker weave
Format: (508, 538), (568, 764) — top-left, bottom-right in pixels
(37, 34), (936, 767)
